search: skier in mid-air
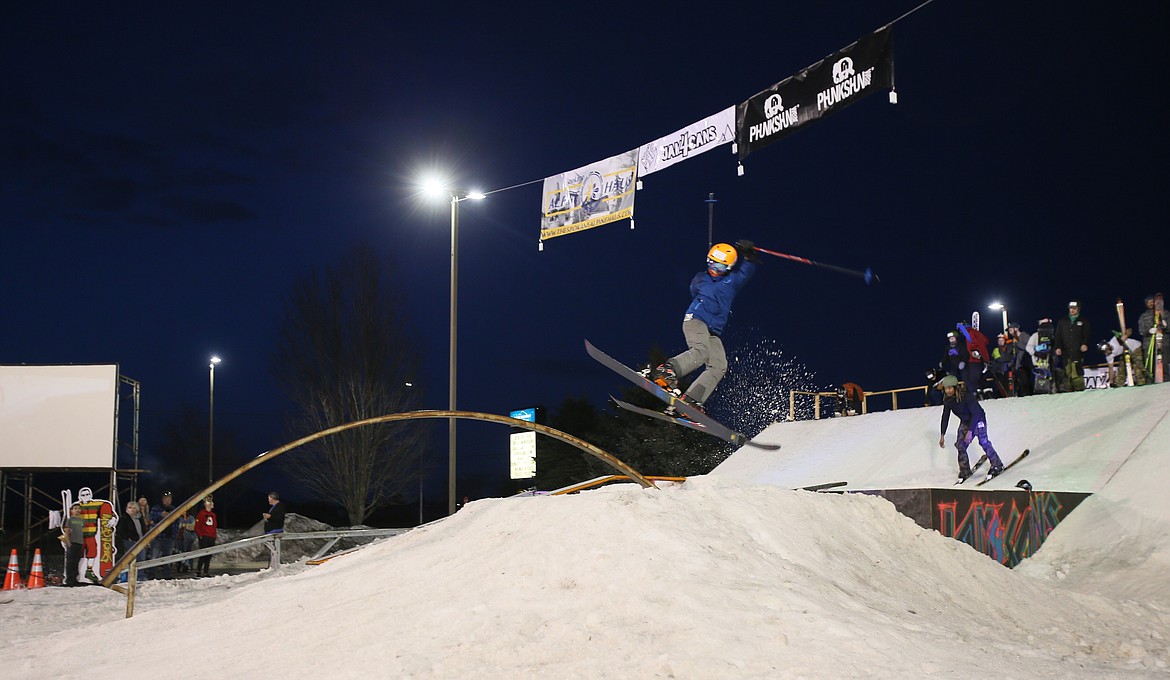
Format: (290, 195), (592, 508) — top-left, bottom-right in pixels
(938, 374), (1004, 482)
(648, 240), (758, 414)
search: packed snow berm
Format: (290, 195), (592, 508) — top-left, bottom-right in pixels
(2, 386), (1169, 678)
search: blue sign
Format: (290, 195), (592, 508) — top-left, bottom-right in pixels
(509, 408), (536, 422)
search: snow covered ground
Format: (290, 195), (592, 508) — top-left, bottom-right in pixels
(2, 385), (1169, 678)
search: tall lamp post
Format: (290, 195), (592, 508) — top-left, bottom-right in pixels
(208, 355), (221, 484)
(424, 179), (485, 516)
(988, 302), (1008, 332)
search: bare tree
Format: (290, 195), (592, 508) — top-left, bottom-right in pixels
(273, 246), (424, 525)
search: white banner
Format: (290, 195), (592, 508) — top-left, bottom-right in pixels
(540, 149), (638, 240)
(509, 431), (536, 479)
(638, 106), (735, 177)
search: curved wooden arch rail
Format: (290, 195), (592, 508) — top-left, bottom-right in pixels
(102, 409), (652, 590)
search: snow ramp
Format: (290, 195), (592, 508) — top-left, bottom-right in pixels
(713, 383), (1170, 493)
(712, 384), (1170, 570)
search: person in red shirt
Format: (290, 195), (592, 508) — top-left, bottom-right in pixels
(957, 321), (991, 396)
(193, 496), (218, 578)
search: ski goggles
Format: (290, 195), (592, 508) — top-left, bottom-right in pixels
(707, 259), (730, 274)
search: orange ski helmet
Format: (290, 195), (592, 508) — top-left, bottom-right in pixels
(707, 243), (737, 275)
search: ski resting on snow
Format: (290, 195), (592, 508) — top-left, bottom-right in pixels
(974, 449), (1031, 487)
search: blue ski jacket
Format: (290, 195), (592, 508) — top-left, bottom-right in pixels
(940, 391), (986, 435)
(683, 260), (757, 336)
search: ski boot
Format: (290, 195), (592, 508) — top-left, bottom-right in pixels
(666, 394), (704, 420)
(646, 362), (678, 391)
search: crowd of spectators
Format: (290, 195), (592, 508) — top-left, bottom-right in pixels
(112, 490), (280, 580)
(930, 295), (1166, 399)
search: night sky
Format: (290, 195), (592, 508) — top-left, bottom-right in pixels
(3, 2), (1166, 503)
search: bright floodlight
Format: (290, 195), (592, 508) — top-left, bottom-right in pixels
(988, 302), (1004, 311)
(210, 355), (221, 365)
(421, 176), (448, 198)
(466, 190), (487, 200)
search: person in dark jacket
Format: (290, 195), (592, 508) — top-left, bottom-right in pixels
(649, 240), (758, 413)
(942, 331), (968, 381)
(1054, 300), (1092, 391)
(938, 375), (1004, 482)
(262, 492), (286, 534)
(118, 500), (147, 554)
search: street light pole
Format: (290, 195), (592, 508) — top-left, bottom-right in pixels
(421, 178), (485, 517)
(209, 356), (221, 485)
(989, 302), (1008, 332)
(448, 193), (459, 517)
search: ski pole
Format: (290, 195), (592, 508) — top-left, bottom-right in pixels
(754, 246), (880, 284)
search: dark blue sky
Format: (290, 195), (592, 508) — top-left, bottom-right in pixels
(3, 2), (1166, 500)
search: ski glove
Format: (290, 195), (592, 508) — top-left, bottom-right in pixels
(734, 240), (758, 262)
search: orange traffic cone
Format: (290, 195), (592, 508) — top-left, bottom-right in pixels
(3, 549), (23, 590)
(26, 549), (45, 589)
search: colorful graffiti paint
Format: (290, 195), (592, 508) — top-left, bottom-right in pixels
(932, 489), (1088, 567)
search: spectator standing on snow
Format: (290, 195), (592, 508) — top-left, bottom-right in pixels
(262, 492), (286, 534)
(956, 321), (991, 396)
(194, 497), (218, 578)
(1137, 294), (1167, 379)
(118, 501), (146, 554)
(1054, 300), (1092, 392)
(942, 331), (967, 382)
(64, 504), (86, 586)
(149, 492), (178, 578)
(138, 496), (152, 529)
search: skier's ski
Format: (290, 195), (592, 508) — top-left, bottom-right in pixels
(971, 310), (980, 332)
(800, 481), (847, 492)
(952, 454), (990, 485)
(608, 395), (732, 439)
(587, 340), (777, 449)
(1156, 293), (1164, 384)
(975, 449), (1030, 486)
(1117, 298), (1136, 386)
(608, 396), (781, 450)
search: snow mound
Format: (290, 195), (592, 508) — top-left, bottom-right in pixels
(4, 476), (1167, 678)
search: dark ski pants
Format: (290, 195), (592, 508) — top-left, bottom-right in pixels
(669, 319), (727, 405)
(955, 419), (1002, 473)
(65, 541), (84, 585)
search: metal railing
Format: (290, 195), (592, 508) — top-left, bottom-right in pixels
(788, 385), (930, 421)
(126, 527), (408, 574)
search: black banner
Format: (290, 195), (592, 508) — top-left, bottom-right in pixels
(736, 27), (894, 160)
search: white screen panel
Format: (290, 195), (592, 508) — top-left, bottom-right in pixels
(0, 365), (118, 468)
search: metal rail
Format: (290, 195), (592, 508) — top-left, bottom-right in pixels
(102, 409), (650, 600)
(129, 527), (408, 571)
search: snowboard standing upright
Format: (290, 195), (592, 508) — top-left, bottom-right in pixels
(1032, 320), (1056, 394)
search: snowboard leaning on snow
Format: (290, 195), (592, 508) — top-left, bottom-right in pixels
(585, 340), (779, 450)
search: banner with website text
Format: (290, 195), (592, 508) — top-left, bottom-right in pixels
(540, 149), (638, 240)
(637, 107), (736, 178)
(736, 27), (893, 160)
